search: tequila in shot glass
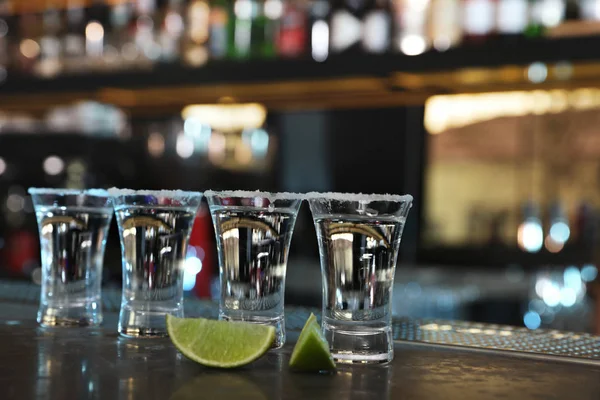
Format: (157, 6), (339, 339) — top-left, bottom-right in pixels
(29, 188), (113, 327)
(205, 190), (302, 348)
(109, 189), (203, 338)
(307, 192), (412, 364)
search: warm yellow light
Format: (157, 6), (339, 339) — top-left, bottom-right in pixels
(20, 39), (40, 59)
(425, 88), (600, 134)
(86, 21), (104, 42)
(181, 103), (267, 132)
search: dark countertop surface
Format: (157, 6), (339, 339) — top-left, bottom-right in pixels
(2, 302), (600, 400)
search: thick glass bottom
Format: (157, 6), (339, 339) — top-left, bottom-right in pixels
(38, 301), (102, 328)
(118, 303), (182, 338)
(323, 318), (393, 364)
(219, 311), (285, 349)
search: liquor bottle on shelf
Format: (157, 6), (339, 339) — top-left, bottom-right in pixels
(261, 0), (281, 58)
(209, 0), (232, 59)
(159, 0), (185, 63)
(496, 0), (529, 38)
(564, 0), (580, 21)
(35, 1), (63, 78)
(429, 0), (462, 51)
(84, 1), (108, 69)
(133, 0), (159, 65)
(462, 0), (497, 43)
(62, 0), (86, 72)
(309, 0), (330, 61)
(393, 0), (431, 55)
(0, 2), (9, 71)
(580, 0), (600, 20)
(330, 0), (367, 54)
(276, 0), (308, 58)
(362, 0), (391, 54)
(526, 0), (566, 37)
(105, 1), (131, 68)
(230, 0), (257, 59)
(525, 0), (545, 36)
(16, 12), (42, 75)
(183, 0), (210, 66)
(230, 0), (274, 59)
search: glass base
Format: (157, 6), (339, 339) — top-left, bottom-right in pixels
(118, 304), (182, 338)
(38, 302), (102, 328)
(219, 312), (285, 348)
(323, 319), (393, 364)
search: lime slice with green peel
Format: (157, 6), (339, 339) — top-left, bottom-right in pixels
(166, 315), (275, 368)
(289, 313), (336, 372)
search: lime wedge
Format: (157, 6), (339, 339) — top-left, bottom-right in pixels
(166, 315), (275, 368)
(289, 313), (336, 372)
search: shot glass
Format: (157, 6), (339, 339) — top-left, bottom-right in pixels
(307, 192), (413, 364)
(29, 188), (113, 327)
(205, 190), (303, 348)
(109, 189), (203, 338)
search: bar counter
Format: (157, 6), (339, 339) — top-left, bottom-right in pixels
(2, 299), (600, 400)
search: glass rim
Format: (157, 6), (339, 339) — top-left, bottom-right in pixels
(204, 189), (303, 202)
(304, 191), (413, 204)
(28, 187), (110, 197)
(107, 188), (203, 199)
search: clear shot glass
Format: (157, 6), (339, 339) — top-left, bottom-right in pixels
(307, 192), (413, 364)
(29, 188), (113, 327)
(205, 190), (303, 348)
(109, 189), (203, 338)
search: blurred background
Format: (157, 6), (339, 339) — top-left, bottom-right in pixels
(1, 0), (600, 334)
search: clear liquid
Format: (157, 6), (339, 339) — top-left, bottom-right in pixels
(212, 207), (298, 346)
(115, 205), (196, 337)
(314, 216), (405, 363)
(36, 207), (112, 326)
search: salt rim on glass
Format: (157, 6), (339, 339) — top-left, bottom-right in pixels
(204, 189), (304, 202)
(107, 188), (202, 198)
(304, 191), (413, 204)
(28, 188), (111, 197)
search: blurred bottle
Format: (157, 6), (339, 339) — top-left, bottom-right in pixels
(35, 1), (63, 78)
(525, 0), (545, 36)
(183, 0), (210, 66)
(309, 0), (330, 61)
(158, 0), (185, 63)
(496, 0), (529, 38)
(330, 0), (366, 54)
(189, 204), (216, 299)
(0, 1), (9, 70)
(63, 0), (86, 72)
(209, 0), (232, 59)
(565, 0), (581, 20)
(277, 0), (308, 58)
(462, 0), (497, 43)
(84, 2), (107, 69)
(16, 12), (41, 74)
(580, 0), (600, 20)
(230, 0), (257, 58)
(133, 0), (159, 65)
(5, 230), (37, 277)
(363, 0), (391, 54)
(230, 0), (276, 59)
(429, 0), (462, 51)
(394, 0), (431, 55)
(526, 0), (566, 37)
(107, 1), (132, 68)
(262, 0), (281, 58)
